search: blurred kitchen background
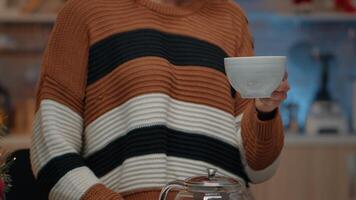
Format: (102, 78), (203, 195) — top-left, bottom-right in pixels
(0, 0), (355, 200)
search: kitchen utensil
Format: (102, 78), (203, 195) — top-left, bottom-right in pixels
(306, 53), (348, 134)
(159, 168), (250, 200)
(285, 102), (300, 133)
(224, 56), (286, 99)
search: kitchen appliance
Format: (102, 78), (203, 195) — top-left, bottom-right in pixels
(305, 54), (348, 135)
(159, 168), (251, 200)
(285, 102), (300, 133)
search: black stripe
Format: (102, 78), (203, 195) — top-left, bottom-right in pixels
(231, 87), (236, 98)
(36, 153), (85, 199)
(88, 29), (229, 85)
(85, 125), (250, 183)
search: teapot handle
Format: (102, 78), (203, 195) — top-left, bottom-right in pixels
(159, 180), (186, 200)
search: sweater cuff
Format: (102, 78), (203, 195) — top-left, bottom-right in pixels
(256, 108), (278, 121)
(241, 103), (284, 170)
(81, 184), (123, 200)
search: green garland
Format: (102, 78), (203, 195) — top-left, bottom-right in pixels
(0, 158), (14, 193)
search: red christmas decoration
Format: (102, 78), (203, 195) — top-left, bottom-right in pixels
(335, 0), (356, 12)
(293, 0), (313, 4)
(0, 178), (4, 200)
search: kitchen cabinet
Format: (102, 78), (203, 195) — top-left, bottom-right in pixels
(0, 14), (52, 134)
(251, 135), (356, 200)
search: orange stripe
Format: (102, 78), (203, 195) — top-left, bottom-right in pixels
(81, 184), (123, 200)
(37, 0), (251, 116)
(37, 76), (84, 114)
(84, 57), (234, 125)
(82, 0), (244, 56)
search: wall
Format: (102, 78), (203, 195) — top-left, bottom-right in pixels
(0, 1), (355, 134)
(237, 0), (356, 133)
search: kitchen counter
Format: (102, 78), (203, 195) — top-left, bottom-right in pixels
(253, 134), (356, 200)
(284, 133), (356, 146)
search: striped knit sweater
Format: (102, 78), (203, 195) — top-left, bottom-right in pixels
(30, 0), (284, 199)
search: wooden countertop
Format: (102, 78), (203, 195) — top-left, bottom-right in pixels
(285, 134), (356, 146)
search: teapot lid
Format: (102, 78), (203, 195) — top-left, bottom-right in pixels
(185, 168), (243, 192)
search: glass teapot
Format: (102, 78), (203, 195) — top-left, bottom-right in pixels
(159, 168), (251, 200)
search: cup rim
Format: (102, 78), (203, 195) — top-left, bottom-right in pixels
(224, 56), (286, 61)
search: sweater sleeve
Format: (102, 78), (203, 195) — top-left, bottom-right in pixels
(232, 6), (284, 183)
(30, 1), (123, 200)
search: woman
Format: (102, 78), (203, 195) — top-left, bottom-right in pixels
(30, 0), (290, 199)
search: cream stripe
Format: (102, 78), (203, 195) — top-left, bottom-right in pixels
(84, 93), (240, 157)
(235, 114), (244, 149)
(99, 154), (246, 193)
(30, 100), (83, 176)
(49, 167), (100, 200)
(245, 155), (281, 183)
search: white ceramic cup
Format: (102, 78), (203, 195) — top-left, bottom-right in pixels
(224, 56), (286, 99)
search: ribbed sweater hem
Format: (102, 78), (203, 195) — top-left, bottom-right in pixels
(123, 189), (186, 200)
(81, 184), (124, 200)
